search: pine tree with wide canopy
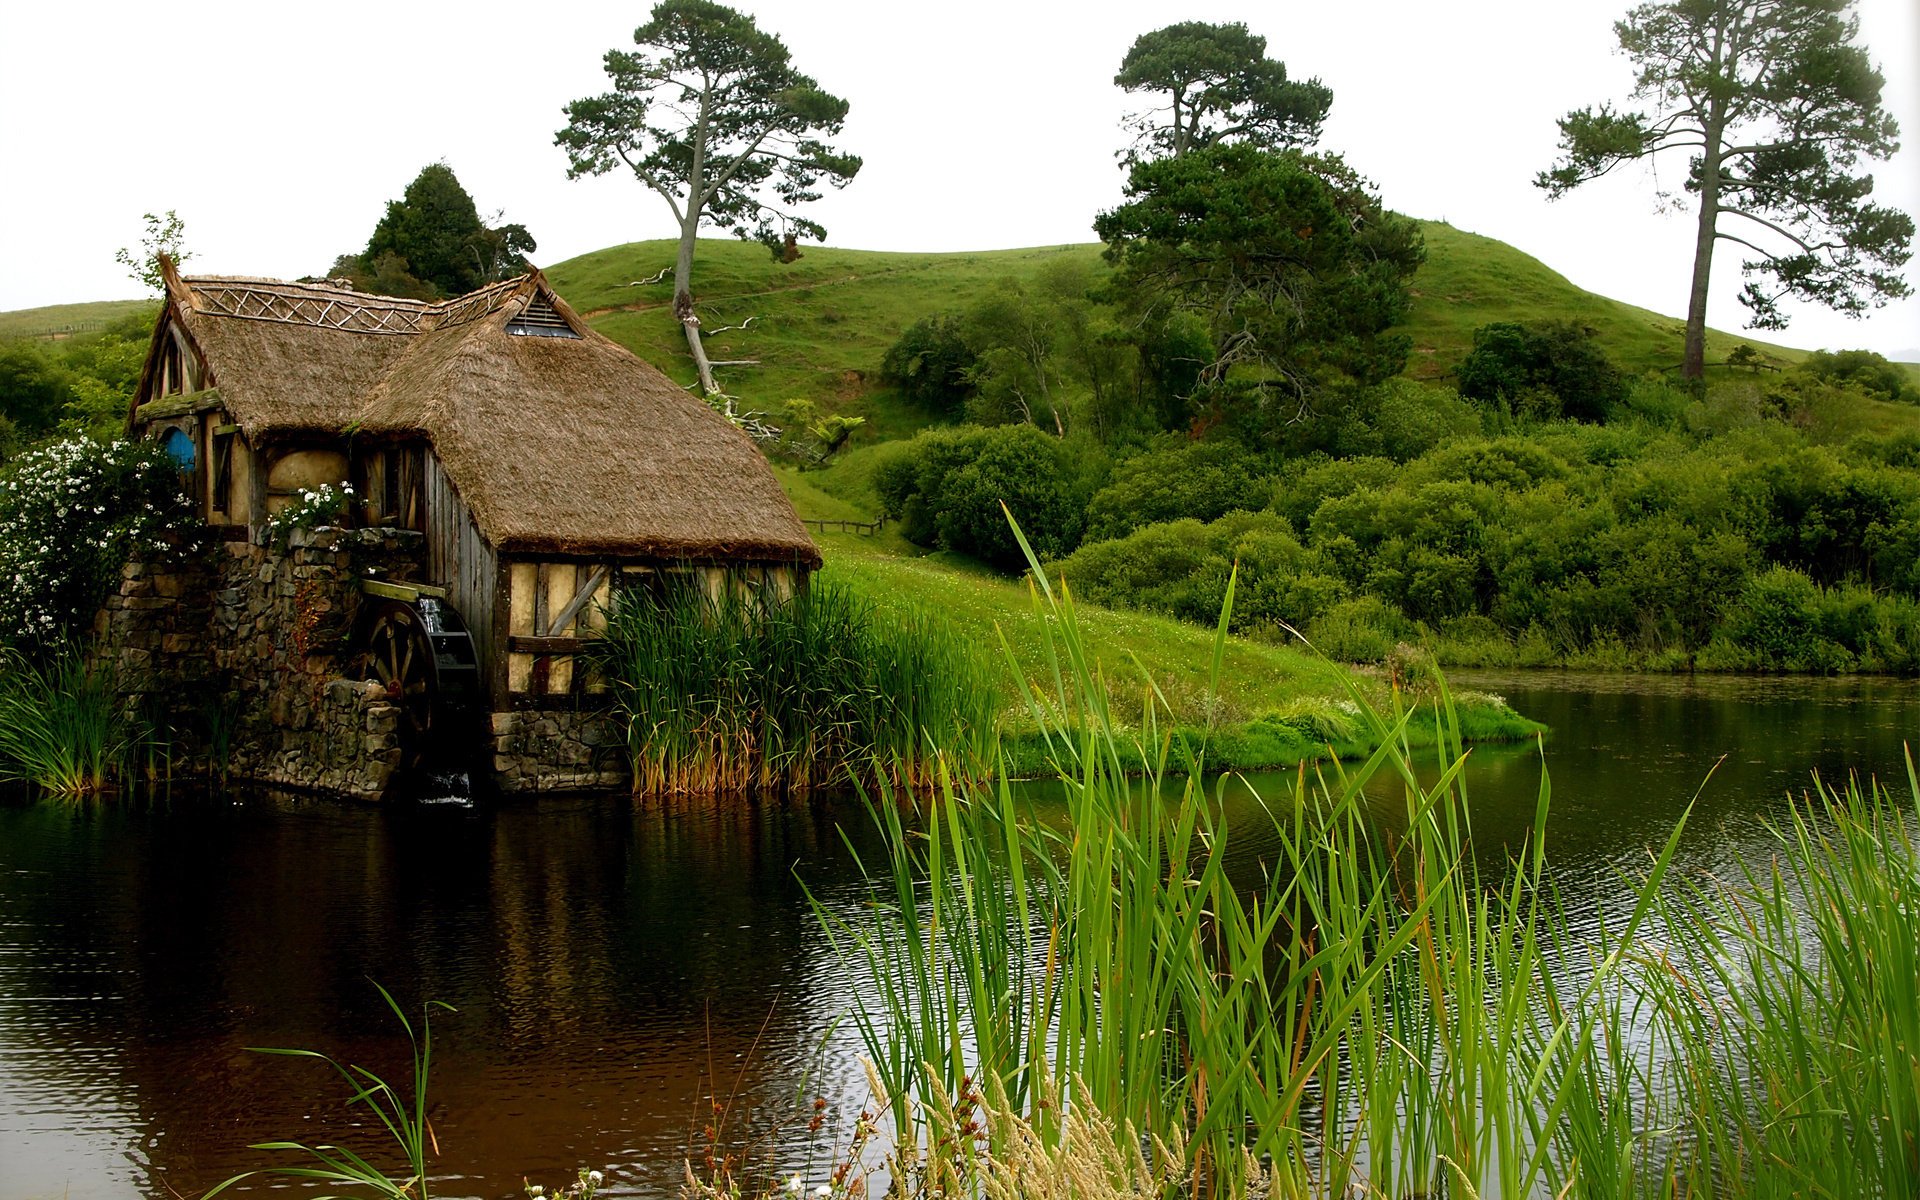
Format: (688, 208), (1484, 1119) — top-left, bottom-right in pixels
(556, 0), (860, 398)
(1539, 0), (1911, 380)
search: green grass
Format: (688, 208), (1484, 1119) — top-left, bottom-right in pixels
(0, 650), (137, 794)
(586, 579), (998, 794)
(777, 471), (1539, 772)
(547, 241), (1102, 443)
(542, 228), (1918, 442)
(819, 534), (1920, 1197)
(0, 298), (154, 341)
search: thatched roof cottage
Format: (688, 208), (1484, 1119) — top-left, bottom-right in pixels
(126, 258), (818, 790)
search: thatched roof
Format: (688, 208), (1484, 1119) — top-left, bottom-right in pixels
(136, 262), (818, 566)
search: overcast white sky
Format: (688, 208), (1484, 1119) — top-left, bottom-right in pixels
(2, 0), (1915, 357)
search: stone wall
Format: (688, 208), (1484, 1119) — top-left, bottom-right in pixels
(94, 527), (430, 800)
(488, 708), (628, 793)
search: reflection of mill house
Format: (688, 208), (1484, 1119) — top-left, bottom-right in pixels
(109, 256), (820, 798)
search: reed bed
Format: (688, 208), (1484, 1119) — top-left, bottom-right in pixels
(818, 519), (1920, 1199)
(589, 580), (997, 796)
(0, 649), (139, 794)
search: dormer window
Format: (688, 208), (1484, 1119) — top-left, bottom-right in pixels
(507, 293), (580, 339)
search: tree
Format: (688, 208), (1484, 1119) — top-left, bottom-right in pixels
(1456, 321), (1628, 422)
(1539, 0), (1912, 380)
(332, 164), (537, 298)
(880, 316), (976, 415)
(115, 211), (191, 294)
(1095, 145), (1424, 437)
(556, 0), (860, 397)
(1115, 21), (1331, 160)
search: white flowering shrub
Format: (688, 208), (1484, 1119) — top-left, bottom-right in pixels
(0, 437), (193, 656)
(263, 482), (353, 547)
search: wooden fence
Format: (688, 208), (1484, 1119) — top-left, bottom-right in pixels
(802, 516), (888, 536)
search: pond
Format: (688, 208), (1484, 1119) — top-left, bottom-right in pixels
(2, 672), (1915, 1200)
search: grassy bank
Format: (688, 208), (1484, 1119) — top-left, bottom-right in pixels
(817, 546), (1920, 1199)
(778, 469), (1542, 773)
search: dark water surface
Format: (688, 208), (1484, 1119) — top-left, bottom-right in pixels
(2, 672), (1915, 1199)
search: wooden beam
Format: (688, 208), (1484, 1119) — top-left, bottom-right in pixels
(133, 387), (223, 423)
(546, 565), (609, 637)
(508, 635), (593, 655)
(361, 578), (449, 603)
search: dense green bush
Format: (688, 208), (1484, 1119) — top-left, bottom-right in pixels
(1457, 320), (1628, 421)
(879, 315), (976, 415)
(1795, 349), (1915, 404)
(873, 425), (1099, 569)
(0, 437), (193, 657)
(1082, 439), (1271, 542)
(1050, 420), (1920, 672)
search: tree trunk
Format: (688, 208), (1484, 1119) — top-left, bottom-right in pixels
(673, 220), (721, 396)
(1682, 156), (1721, 382)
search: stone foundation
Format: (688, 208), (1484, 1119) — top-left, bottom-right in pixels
(93, 527), (431, 800)
(489, 708), (628, 793)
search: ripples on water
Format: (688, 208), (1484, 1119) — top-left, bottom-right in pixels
(0, 672), (1914, 1199)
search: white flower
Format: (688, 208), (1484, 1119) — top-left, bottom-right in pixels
(786, 1175), (805, 1195)
(586, 1172), (603, 1186)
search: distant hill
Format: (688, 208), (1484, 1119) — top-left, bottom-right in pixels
(5, 225), (1908, 429)
(0, 298), (154, 341)
(540, 223), (1875, 438)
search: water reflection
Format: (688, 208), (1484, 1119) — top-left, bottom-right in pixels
(0, 672), (1914, 1199)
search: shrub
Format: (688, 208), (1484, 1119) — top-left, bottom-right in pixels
(0, 437), (193, 656)
(1795, 348), (1915, 404)
(1082, 439), (1270, 542)
(879, 315), (976, 415)
(1457, 320), (1628, 422)
(875, 425), (1093, 570)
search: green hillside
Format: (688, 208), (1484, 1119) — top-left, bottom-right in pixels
(0, 298), (154, 341)
(542, 224), (1904, 439)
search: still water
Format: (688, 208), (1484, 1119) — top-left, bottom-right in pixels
(1, 672), (1915, 1199)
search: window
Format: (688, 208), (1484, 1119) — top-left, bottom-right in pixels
(161, 427), (195, 470)
(210, 428), (234, 514)
(506, 293), (581, 339)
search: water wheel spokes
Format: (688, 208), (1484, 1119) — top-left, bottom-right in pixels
(360, 601), (435, 752)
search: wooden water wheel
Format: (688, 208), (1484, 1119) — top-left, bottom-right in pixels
(353, 593), (483, 769)
(359, 599), (437, 755)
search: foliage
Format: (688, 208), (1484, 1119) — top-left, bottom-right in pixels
(114, 210), (191, 295)
(1, 310), (161, 446)
(331, 164), (535, 298)
(557, 0), (860, 394)
(0, 650), (137, 794)
(1081, 438), (1270, 542)
(1796, 348), (1916, 403)
(1094, 145), (1424, 436)
(1539, 0), (1912, 376)
(1456, 320), (1628, 421)
(263, 483), (355, 548)
(1055, 421), (1920, 670)
(1114, 20), (1330, 159)
(0, 437), (192, 657)
(879, 315), (976, 415)
(871, 425), (1097, 569)
(587, 579), (997, 794)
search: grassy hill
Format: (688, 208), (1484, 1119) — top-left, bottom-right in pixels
(541, 224), (1917, 441)
(0, 298), (154, 341)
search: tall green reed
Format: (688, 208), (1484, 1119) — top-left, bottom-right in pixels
(818, 511), (1709, 1198)
(588, 580), (996, 796)
(0, 648), (138, 794)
